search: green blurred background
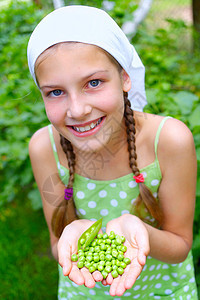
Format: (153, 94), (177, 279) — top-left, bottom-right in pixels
(0, 0), (199, 298)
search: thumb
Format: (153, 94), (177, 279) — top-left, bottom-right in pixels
(58, 241), (72, 276)
(135, 227), (150, 266)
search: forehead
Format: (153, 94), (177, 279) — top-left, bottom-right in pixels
(35, 42), (121, 72)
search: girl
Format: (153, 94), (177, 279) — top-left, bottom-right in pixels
(27, 5), (198, 299)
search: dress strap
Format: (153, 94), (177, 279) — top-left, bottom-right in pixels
(48, 124), (60, 166)
(154, 116), (172, 158)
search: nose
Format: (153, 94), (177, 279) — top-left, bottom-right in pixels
(66, 93), (92, 120)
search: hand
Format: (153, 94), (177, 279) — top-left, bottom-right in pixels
(57, 219), (103, 287)
(103, 214), (150, 296)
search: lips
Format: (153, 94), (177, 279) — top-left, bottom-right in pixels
(67, 117), (105, 137)
(71, 117), (103, 133)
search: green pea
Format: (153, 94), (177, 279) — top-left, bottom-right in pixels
(111, 243), (117, 248)
(121, 236), (125, 243)
(106, 238), (111, 244)
(115, 259), (121, 267)
(80, 238), (86, 245)
(117, 267), (124, 275)
(97, 239), (103, 245)
(89, 266), (96, 273)
(78, 250), (84, 256)
(71, 254), (78, 262)
(99, 254), (105, 261)
(121, 245), (127, 252)
(94, 246), (100, 252)
(105, 265), (112, 273)
(91, 240), (97, 247)
(111, 270), (118, 278)
(93, 263), (98, 270)
(77, 261), (84, 268)
(124, 257), (131, 265)
(110, 231), (115, 236)
(86, 255), (93, 262)
(101, 270), (108, 279)
(103, 233), (108, 239)
(85, 232), (90, 239)
(100, 244), (106, 251)
(99, 260), (105, 266)
(112, 265), (118, 271)
(93, 255), (100, 262)
(115, 238), (122, 246)
(98, 264), (104, 271)
(87, 251), (93, 256)
(79, 256), (86, 262)
(120, 262), (127, 269)
(111, 259), (116, 266)
(109, 234), (115, 240)
(97, 233), (103, 239)
(89, 247), (95, 253)
(117, 253), (124, 261)
(112, 250), (118, 258)
(85, 261), (91, 268)
(105, 261), (112, 266)
(105, 254), (112, 261)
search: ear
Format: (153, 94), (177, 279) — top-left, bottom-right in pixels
(121, 69), (131, 92)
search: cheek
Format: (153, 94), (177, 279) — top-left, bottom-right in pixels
(98, 88), (124, 114)
(44, 102), (65, 124)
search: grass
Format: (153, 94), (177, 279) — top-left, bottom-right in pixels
(0, 198), (58, 299)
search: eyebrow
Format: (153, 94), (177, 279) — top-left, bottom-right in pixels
(40, 70), (109, 90)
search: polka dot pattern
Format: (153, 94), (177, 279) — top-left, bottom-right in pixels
(48, 124), (198, 300)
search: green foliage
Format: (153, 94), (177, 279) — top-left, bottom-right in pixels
(0, 197), (58, 299)
(0, 0), (200, 297)
(0, 1), (48, 208)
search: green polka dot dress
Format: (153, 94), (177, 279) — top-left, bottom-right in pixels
(48, 117), (198, 300)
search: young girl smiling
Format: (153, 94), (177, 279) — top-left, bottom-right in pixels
(27, 5), (198, 299)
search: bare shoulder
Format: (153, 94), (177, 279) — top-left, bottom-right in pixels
(140, 112), (195, 151)
(29, 126), (52, 162)
(158, 117), (195, 155)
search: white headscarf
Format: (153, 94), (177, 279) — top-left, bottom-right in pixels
(27, 5), (147, 111)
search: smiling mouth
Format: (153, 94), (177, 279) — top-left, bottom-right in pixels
(71, 117), (104, 133)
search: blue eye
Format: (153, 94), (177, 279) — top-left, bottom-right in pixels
(51, 89), (62, 97)
(89, 80), (100, 87)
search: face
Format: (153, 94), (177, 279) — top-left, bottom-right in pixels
(35, 43), (131, 153)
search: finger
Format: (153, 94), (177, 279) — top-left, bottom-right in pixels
(81, 267), (96, 288)
(124, 262), (142, 290)
(58, 242), (72, 276)
(101, 279), (107, 286)
(92, 270), (103, 282)
(135, 229), (150, 265)
(105, 273), (113, 285)
(68, 264), (85, 285)
(109, 276), (121, 296)
(115, 273), (127, 296)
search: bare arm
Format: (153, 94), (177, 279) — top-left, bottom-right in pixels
(29, 126), (61, 260)
(145, 118), (197, 263)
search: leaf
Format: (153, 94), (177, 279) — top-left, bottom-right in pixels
(173, 91), (198, 115)
(28, 189), (42, 211)
(188, 105), (200, 129)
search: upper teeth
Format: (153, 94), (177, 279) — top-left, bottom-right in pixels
(73, 118), (102, 132)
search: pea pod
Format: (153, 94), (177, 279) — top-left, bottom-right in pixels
(78, 218), (103, 250)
